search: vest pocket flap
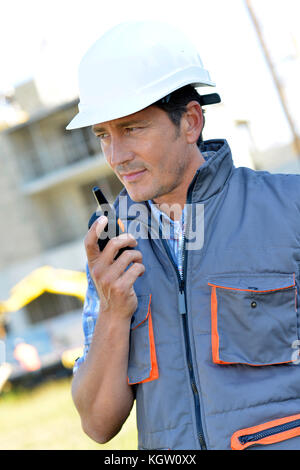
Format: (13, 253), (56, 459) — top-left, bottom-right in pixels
(128, 294), (159, 385)
(208, 272), (298, 366)
(130, 295), (151, 330)
(208, 272), (295, 292)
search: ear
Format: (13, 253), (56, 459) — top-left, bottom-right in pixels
(181, 101), (203, 144)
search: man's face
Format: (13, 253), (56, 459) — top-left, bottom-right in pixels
(92, 105), (197, 204)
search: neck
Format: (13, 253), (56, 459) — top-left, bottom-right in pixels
(153, 146), (205, 220)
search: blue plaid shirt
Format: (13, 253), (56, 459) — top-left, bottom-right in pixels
(73, 152), (214, 374)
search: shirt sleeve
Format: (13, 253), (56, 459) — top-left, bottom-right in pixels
(73, 263), (100, 375)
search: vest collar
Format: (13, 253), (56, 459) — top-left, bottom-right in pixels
(188, 139), (234, 203)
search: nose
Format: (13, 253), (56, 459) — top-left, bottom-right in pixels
(107, 135), (134, 168)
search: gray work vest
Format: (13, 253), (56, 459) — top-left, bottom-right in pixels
(114, 139), (300, 450)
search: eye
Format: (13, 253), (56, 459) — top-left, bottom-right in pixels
(96, 133), (109, 141)
(125, 125), (145, 135)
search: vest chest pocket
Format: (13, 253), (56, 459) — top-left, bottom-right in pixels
(207, 273), (298, 366)
(128, 294), (159, 384)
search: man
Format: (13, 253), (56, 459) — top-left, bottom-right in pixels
(67, 21), (300, 450)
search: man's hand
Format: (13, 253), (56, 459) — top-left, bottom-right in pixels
(84, 215), (145, 318)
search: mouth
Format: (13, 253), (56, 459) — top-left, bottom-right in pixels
(120, 169), (147, 182)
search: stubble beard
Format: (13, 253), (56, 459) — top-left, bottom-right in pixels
(148, 156), (190, 204)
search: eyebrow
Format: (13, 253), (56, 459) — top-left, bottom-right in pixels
(92, 119), (150, 134)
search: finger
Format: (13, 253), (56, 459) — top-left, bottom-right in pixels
(111, 249), (143, 276)
(104, 233), (138, 262)
(118, 262), (145, 289)
(97, 250), (143, 294)
(84, 215), (108, 259)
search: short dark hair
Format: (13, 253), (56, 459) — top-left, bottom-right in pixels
(153, 85), (205, 143)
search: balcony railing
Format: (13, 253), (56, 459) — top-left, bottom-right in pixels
(18, 129), (100, 183)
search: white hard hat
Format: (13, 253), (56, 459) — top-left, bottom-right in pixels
(66, 20), (216, 130)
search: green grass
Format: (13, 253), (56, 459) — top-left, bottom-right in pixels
(0, 377), (138, 450)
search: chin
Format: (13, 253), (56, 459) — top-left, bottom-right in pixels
(125, 185), (153, 202)
(128, 193), (149, 203)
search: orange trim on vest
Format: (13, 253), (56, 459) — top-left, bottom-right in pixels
(117, 218), (125, 233)
(211, 286), (236, 365)
(211, 286), (221, 364)
(231, 413), (300, 450)
(140, 300), (159, 384)
(128, 295), (159, 385)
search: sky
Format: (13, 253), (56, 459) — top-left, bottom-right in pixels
(0, 0), (300, 152)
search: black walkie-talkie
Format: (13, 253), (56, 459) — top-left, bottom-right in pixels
(88, 186), (133, 259)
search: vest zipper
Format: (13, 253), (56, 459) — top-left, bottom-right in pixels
(180, 281), (207, 450)
(159, 172), (207, 450)
(239, 419), (300, 445)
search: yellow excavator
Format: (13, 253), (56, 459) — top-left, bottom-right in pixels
(0, 265), (87, 313)
(0, 266), (87, 391)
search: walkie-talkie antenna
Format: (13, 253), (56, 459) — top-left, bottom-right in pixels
(92, 186), (109, 208)
(92, 186), (115, 219)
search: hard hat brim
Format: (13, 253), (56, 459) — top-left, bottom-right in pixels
(66, 75), (215, 130)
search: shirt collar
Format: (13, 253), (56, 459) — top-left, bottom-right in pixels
(148, 199), (183, 240)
